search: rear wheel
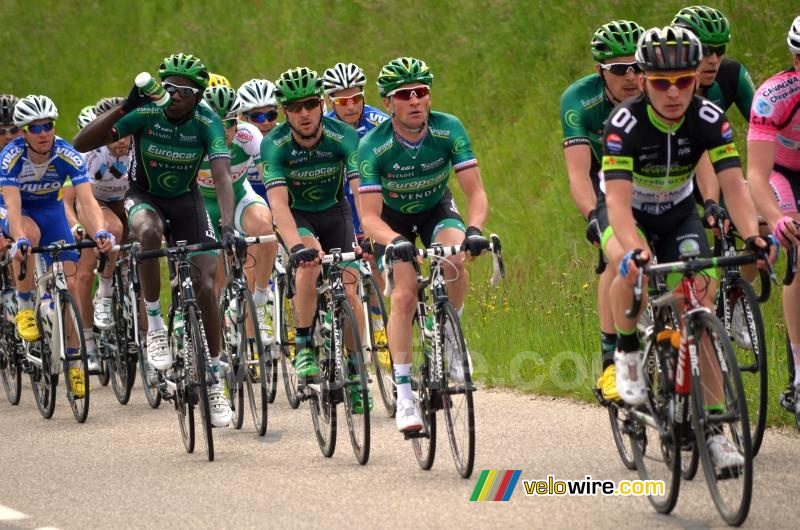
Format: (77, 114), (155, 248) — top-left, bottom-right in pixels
(608, 404), (637, 470)
(278, 283), (300, 409)
(366, 275), (395, 417)
(219, 289), (244, 430)
(310, 344), (337, 457)
(187, 306), (214, 462)
(31, 305), (57, 419)
(60, 292), (90, 424)
(169, 310), (194, 454)
(411, 315), (436, 470)
(338, 301), (370, 465)
(237, 289), (268, 435)
(0, 318), (22, 405)
(107, 273), (136, 405)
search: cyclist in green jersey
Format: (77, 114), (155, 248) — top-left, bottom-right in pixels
(261, 67), (366, 385)
(74, 52), (236, 427)
(198, 85), (277, 345)
(560, 20), (643, 402)
(0, 95), (21, 151)
(359, 57), (490, 432)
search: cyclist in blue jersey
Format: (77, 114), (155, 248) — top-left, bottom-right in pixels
(238, 79), (279, 202)
(0, 95), (114, 396)
(0, 95), (21, 151)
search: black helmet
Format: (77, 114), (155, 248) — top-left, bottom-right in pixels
(0, 94), (19, 124)
(635, 26), (703, 72)
(94, 97), (125, 115)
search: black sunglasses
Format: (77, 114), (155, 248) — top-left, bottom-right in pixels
(0, 126), (19, 135)
(284, 99), (321, 113)
(702, 44), (727, 57)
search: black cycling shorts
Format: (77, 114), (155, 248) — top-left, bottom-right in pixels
(123, 185), (216, 247)
(292, 199), (357, 253)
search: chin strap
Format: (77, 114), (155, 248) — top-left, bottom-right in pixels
(389, 99), (426, 134)
(25, 140), (50, 156)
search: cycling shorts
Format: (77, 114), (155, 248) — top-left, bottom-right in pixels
(0, 202), (78, 265)
(769, 164), (800, 214)
(203, 181), (268, 240)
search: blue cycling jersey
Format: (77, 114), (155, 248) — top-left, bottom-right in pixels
(0, 136), (89, 207)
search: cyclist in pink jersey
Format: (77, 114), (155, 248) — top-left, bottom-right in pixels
(748, 15), (800, 413)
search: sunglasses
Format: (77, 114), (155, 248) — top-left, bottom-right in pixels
(646, 73), (696, 91)
(599, 62), (642, 76)
(244, 110), (278, 123)
(331, 92), (364, 106)
(702, 44), (727, 57)
(162, 82), (201, 97)
(387, 86), (430, 100)
(223, 118), (238, 129)
(24, 122), (55, 134)
(284, 99), (321, 113)
(0, 126), (20, 135)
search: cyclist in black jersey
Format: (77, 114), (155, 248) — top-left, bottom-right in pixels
(600, 26), (772, 471)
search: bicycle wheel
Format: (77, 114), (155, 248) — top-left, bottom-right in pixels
(689, 311), (752, 527)
(338, 300), (370, 465)
(187, 306), (214, 462)
(607, 404), (636, 470)
(97, 332), (110, 387)
(365, 275), (395, 417)
(107, 273), (136, 405)
(31, 306), (57, 419)
(138, 342), (161, 409)
(411, 316), (436, 470)
(0, 319), (22, 405)
(237, 289), (268, 435)
(631, 337), (680, 514)
(219, 289), (244, 430)
(717, 277), (767, 457)
(168, 311), (194, 454)
(310, 344), (337, 458)
(60, 291), (90, 424)
(439, 302), (475, 478)
(680, 440), (699, 480)
(278, 283), (300, 409)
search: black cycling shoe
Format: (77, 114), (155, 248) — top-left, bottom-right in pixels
(779, 385), (795, 413)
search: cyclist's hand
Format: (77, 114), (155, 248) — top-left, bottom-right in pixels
(10, 237), (30, 263)
(0, 237), (9, 254)
(746, 235), (778, 267)
(703, 200), (730, 238)
(618, 248), (649, 283)
(460, 226), (490, 257)
(289, 244), (320, 268)
(71, 223), (85, 241)
(585, 209), (602, 248)
(773, 216), (799, 248)
(221, 225), (246, 257)
(94, 230), (115, 253)
(388, 236), (417, 263)
(121, 83), (150, 114)
(356, 235), (373, 258)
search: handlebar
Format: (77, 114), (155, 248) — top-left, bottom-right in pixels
(19, 239), (101, 281)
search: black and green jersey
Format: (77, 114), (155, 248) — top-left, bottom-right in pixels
(261, 116), (359, 212)
(358, 111), (477, 215)
(602, 94), (740, 216)
(698, 58), (755, 121)
(559, 73), (616, 192)
(113, 102), (229, 197)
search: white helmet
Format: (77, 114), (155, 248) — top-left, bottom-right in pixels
(13, 95), (58, 127)
(322, 63), (366, 94)
(789, 15), (800, 55)
(236, 79), (277, 112)
(76, 105), (96, 130)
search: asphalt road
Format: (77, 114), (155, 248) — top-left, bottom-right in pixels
(0, 373), (796, 529)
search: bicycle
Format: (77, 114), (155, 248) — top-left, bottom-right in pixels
(624, 247), (771, 526)
(0, 251), (23, 405)
(780, 245), (800, 431)
(135, 239), (224, 461)
(219, 234), (277, 435)
(384, 234), (504, 479)
(274, 246), (301, 409)
(358, 255), (394, 417)
(293, 248), (371, 465)
(19, 240), (99, 423)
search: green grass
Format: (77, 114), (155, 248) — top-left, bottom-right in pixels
(3, 0), (798, 427)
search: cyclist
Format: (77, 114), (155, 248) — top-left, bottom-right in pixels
(208, 72), (232, 88)
(198, 85), (277, 345)
(0, 95), (114, 396)
(76, 105), (96, 132)
(261, 67), (366, 400)
(359, 57), (490, 432)
(73, 53), (236, 427)
(0, 95), (21, 151)
(560, 20), (643, 402)
(237, 79), (279, 202)
(747, 15), (800, 413)
(600, 26), (771, 469)
(66, 97), (131, 372)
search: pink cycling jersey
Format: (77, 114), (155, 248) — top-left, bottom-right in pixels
(749, 69), (800, 170)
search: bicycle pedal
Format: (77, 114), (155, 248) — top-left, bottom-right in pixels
(402, 430), (428, 440)
(716, 466), (742, 481)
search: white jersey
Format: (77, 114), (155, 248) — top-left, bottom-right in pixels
(197, 121), (262, 194)
(84, 145), (131, 202)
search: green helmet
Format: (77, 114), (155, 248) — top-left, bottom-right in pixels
(672, 6), (731, 45)
(274, 67), (323, 105)
(591, 20), (644, 62)
(158, 53), (210, 89)
(376, 57), (433, 97)
(202, 85), (240, 119)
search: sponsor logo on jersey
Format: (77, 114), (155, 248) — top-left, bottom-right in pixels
(55, 146), (84, 170)
(720, 122), (733, 142)
(373, 137), (393, 156)
(678, 147), (692, 156)
(146, 144), (199, 162)
(0, 145), (24, 173)
(777, 134), (800, 150)
(753, 97), (774, 118)
(421, 158), (446, 171)
(179, 133), (198, 142)
(323, 129), (344, 142)
(677, 236), (700, 257)
(580, 94), (603, 109)
(20, 181), (62, 194)
(429, 127), (451, 139)
(761, 75), (800, 103)
(605, 134), (623, 154)
(564, 109), (581, 129)
(236, 129), (253, 144)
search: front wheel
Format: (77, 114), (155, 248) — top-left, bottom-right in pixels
(0, 318), (22, 405)
(277, 281), (300, 409)
(237, 289), (268, 436)
(365, 275), (395, 417)
(60, 291), (90, 424)
(338, 300), (370, 465)
(106, 274), (136, 405)
(219, 289), (244, 430)
(31, 305), (57, 419)
(411, 315), (436, 470)
(187, 306), (214, 462)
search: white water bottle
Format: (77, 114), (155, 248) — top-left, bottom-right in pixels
(135, 72), (171, 107)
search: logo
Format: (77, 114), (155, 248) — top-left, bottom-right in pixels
(564, 109), (581, 129)
(720, 122), (733, 142)
(470, 470), (522, 501)
(301, 185), (326, 202)
(678, 237), (700, 257)
(605, 133), (623, 154)
(754, 97), (773, 118)
(678, 147), (692, 156)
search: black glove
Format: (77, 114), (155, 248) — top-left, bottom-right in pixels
(585, 209), (602, 245)
(460, 226), (490, 257)
(221, 225), (246, 256)
(702, 199), (728, 229)
(356, 235), (373, 257)
(289, 244), (318, 266)
(388, 236), (417, 262)
(121, 84), (151, 114)
(745, 235), (769, 255)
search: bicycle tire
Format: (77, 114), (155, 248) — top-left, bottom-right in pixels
(278, 281), (300, 409)
(97, 334), (110, 387)
(680, 440), (699, 480)
(717, 277), (767, 457)
(310, 342), (337, 457)
(411, 315), (436, 470)
(267, 358), (278, 403)
(187, 305), (214, 462)
(689, 311), (752, 527)
(169, 310), (194, 454)
(61, 291), (90, 424)
(219, 290), (244, 430)
(138, 344), (161, 409)
(365, 275), (395, 417)
(107, 271), (136, 404)
(0, 319), (22, 405)
(338, 300), (370, 465)
(607, 404), (636, 470)
(32, 305), (57, 419)
(238, 288), (268, 435)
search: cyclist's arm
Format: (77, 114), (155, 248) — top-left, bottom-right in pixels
(61, 182), (80, 231)
(454, 166), (488, 231)
(73, 106), (121, 152)
(0, 186), (26, 242)
(360, 192), (399, 246)
(604, 179), (640, 252)
(73, 182), (106, 236)
(563, 145), (596, 218)
(734, 65), (755, 121)
(746, 140), (782, 228)
(210, 157), (234, 227)
(718, 166), (759, 238)
(349, 176), (363, 223)
(695, 151), (720, 203)
(266, 186), (303, 250)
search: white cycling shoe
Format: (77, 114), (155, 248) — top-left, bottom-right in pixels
(707, 434), (745, 470)
(614, 349), (647, 406)
(730, 304), (752, 350)
(147, 329), (172, 371)
(93, 296), (114, 330)
(395, 398), (423, 432)
(208, 383), (232, 427)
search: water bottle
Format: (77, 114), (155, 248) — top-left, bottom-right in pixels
(135, 72), (171, 107)
(40, 293), (54, 334)
(422, 313), (433, 357)
(226, 296), (239, 346)
(174, 309), (185, 352)
(323, 309), (333, 352)
(3, 289), (16, 322)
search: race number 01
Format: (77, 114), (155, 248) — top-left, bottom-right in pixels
(611, 108), (637, 134)
(699, 100), (722, 123)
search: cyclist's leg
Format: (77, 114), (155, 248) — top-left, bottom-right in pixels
(293, 217), (322, 378)
(7, 213), (41, 340)
(92, 203), (124, 329)
(237, 186), (277, 305)
(426, 193), (468, 311)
